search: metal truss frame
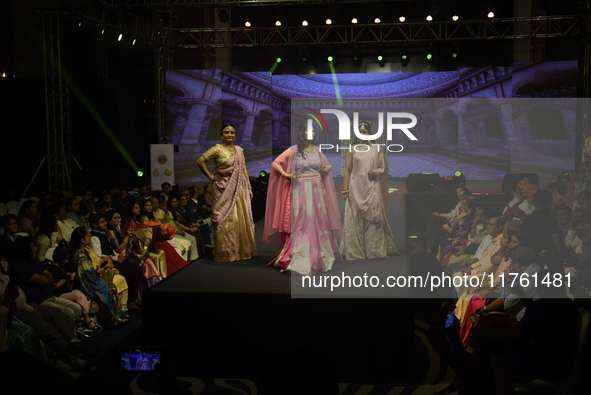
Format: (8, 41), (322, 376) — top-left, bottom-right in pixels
(172, 15), (583, 48)
(43, 10), (73, 191)
(86, 0), (410, 8)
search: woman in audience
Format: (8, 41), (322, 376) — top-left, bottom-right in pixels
(105, 210), (130, 257)
(49, 242), (100, 332)
(33, 215), (59, 261)
(70, 227), (127, 327)
(264, 121), (342, 276)
(17, 200), (40, 237)
(196, 124), (257, 262)
(340, 121), (398, 260)
(169, 194), (205, 258)
(573, 190), (591, 211)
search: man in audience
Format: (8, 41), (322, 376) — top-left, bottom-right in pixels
(139, 185), (151, 199)
(94, 199), (109, 216)
(65, 197), (86, 228)
(0, 214), (20, 250)
(184, 187), (200, 223)
(445, 209), (493, 272)
(98, 191), (113, 210)
(575, 160), (591, 196)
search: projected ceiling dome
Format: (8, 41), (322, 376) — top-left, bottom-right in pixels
(270, 72), (459, 98)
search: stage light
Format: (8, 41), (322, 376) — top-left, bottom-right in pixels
(101, 28), (105, 35)
(352, 18), (358, 24)
(259, 171), (268, 177)
(401, 45), (409, 66)
(374, 18), (381, 24)
(453, 170), (466, 188)
(377, 47), (385, 66)
(137, 171), (144, 177)
(426, 53), (432, 60)
(452, 15), (459, 21)
(218, 9), (229, 23)
(451, 43), (459, 58)
(245, 21), (251, 27)
(118, 34), (123, 41)
(326, 19), (332, 25)
(300, 48), (309, 62)
(302, 20), (308, 26)
(399, 16), (406, 22)
(276, 57), (282, 63)
(454, 170), (462, 177)
(328, 55), (334, 62)
(488, 11), (494, 18)
(426, 15), (433, 21)
(132, 39), (136, 45)
(275, 21), (281, 26)
(78, 22), (82, 27)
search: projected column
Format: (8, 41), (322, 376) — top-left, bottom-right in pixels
(241, 111), (257, 146)
(457, 110), (473, 148)
(181, 98), (216, 145)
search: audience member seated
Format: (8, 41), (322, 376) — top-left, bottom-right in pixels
(33, 216), (59, 262)
(502, 177), (528, 221)
(429, 187), (471, 234)
(48, 242), (101, 333)
(98, 191), (113, 210)
(170, 193), (204, 259)
(6, 237), (82, 333)
(17, 200), (40, 237)
(0, 259), (96, 370)
(440, 205), (490, 269)
(513, 184), (539, 221)
(89, 214), (142, 310)
(1, 214), (20, 251)
(149, 197), (195, 261)
(65, 197), (86, 228)
(94, 199), (109, 216)
(450, 217), (505, 296)
(573, 190), (591, 211)
(69, 227), (128, 328)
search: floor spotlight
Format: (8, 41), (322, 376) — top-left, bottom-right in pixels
(300, 47), (309, 62)
(377, 47), (385, 67)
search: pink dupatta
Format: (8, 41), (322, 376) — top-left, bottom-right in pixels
(211, 145), (252, 235)
(264, 145), (342, 245)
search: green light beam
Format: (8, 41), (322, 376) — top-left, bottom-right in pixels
(329, 60), (343, 107)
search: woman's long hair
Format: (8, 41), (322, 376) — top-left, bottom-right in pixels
(70, 226), (88, 251)
(139, 198), (155, 220)
(296, 121), (313, 159)
(104, 210), (123, 243)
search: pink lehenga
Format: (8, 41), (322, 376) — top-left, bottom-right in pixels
(341, 145), (398, 260)
(264, 145), (342, 276)
(202, 144), (257, 262)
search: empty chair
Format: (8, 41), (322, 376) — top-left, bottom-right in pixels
(0, 203), (7, 216)
(6, 201), (20, 213)
(19, 198), (29, 205)
(30, 196), (40, 203)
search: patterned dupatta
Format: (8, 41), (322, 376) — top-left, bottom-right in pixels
(211, 146), (249, 235)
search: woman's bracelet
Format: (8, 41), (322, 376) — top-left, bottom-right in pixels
(209, 174), (214, 181)
(248, 186), (252, 189)
(341, 190), (349, 193)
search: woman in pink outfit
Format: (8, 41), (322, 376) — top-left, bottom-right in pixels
(264, 121), (342, 276)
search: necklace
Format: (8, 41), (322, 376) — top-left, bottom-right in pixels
(223, 144), (235, 153)
(304, 145), (314, 153)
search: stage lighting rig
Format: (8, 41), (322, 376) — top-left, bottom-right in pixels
(326, 19), (333, 25)
(374, 18), (381, 24)
(453, 170), (466, 188)
(452, 15), (459, 21)
(426, 15), (433, 21)
(275, 21), (282, 26)
(352, 18), (358, 24)
(399, 16), (406, 22)
(245, 21), (251, 27)
(488, 11), (495, 18)
(302, 20), (308, 26)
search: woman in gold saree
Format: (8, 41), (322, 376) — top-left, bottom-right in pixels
(196, 125), (257, 262)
